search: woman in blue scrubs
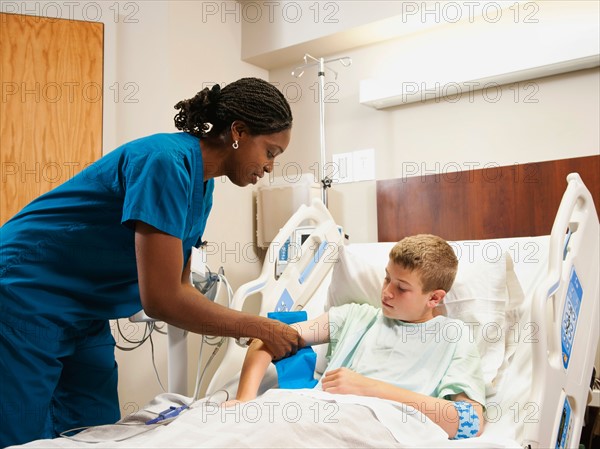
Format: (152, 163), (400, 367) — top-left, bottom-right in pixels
(0, 77), (303, 447)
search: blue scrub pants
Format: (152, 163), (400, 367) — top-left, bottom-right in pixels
(0, 319), (120, 447)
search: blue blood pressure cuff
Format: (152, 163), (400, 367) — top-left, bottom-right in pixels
(267, 311), (318, 389)
(451, 401), (480, 440)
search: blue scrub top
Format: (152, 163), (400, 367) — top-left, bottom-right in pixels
(0, 132), (214, 338)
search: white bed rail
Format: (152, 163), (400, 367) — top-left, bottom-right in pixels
(523, 173), (600, 448)
(206, 199), (343, 395)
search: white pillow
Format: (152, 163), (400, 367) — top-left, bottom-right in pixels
(325, 244), (387, 310)
(442, 250), (508, 394)
(326, 242), (520, 395)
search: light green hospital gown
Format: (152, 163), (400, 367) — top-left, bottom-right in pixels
(324, 303), (486, 406)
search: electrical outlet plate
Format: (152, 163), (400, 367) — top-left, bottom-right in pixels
(332, 149), (375, 183)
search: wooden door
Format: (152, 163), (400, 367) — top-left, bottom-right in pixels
(0, 13), (103, 225)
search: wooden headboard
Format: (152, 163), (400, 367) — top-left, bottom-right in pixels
(376, 155), (600, 242)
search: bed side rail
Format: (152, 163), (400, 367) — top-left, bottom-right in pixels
(523, 173), (600, 448)
(205, 199), (343, 395)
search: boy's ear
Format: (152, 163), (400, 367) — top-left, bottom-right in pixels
(428, 290), (446, 308)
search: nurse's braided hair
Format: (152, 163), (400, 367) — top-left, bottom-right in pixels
(174, 77), (292, 138)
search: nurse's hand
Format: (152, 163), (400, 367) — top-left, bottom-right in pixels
(259, 320), (305, 360)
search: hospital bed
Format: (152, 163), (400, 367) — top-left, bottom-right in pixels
(16, 157), (600, 448)
(204, 170), (600, 448)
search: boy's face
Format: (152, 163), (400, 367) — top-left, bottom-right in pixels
(380, 260), (443, 323)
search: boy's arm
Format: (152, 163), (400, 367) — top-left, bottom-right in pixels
(321, 368), (484, 438)
(234, 312), (331, 402)
(234, 339), (274, 401)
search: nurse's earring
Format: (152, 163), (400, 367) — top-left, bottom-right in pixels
(232, 140), (239, 150)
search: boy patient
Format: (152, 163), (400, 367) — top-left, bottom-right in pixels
(228, 234), (485, 439)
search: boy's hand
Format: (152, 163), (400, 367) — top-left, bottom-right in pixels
(321, 367), (376, 395)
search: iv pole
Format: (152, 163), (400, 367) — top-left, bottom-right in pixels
(292, 54), (352, 208)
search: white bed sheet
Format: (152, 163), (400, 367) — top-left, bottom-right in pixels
(18, 389), (522, 449)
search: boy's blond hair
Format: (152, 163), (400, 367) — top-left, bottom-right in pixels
(389, 234), (458, 293)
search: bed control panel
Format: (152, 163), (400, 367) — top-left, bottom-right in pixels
(561, 266), (582, 369)
(555, 394), (573, 449)
(274, 289), (294, 312)
(275, 226), (317, 279)
(276, 237), (292, 279)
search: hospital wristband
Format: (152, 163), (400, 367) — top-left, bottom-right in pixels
(451, 401), (479, 440)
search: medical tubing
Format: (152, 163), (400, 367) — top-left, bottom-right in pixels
(194, 338), (226, 401)
(206, 388), (229, 404)
(154, 322), (167, 335)
(192, 272), (233, 400)
(145, 404), (189, 425)
(192, 271), (222, 399)
(192, 335), (206, 400)
(59, 420), (168, 443)
(149, 332), (166, 392)
(115, 320), (153, 350)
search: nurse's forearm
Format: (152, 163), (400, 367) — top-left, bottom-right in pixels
(147, 283), (284, 340)
(134, 222), (302, 359)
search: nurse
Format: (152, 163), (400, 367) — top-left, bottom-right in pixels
(0, 77), (302, 446)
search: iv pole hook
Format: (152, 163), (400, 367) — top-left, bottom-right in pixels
(291, 54), (352, 208)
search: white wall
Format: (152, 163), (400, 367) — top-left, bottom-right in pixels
(239, 0), (443, 67)
(268, 2), (600, 243)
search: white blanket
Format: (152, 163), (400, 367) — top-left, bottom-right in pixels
(17, 390), (521, 448)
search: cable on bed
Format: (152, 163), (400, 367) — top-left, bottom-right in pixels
(58, 409), (179, 443)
